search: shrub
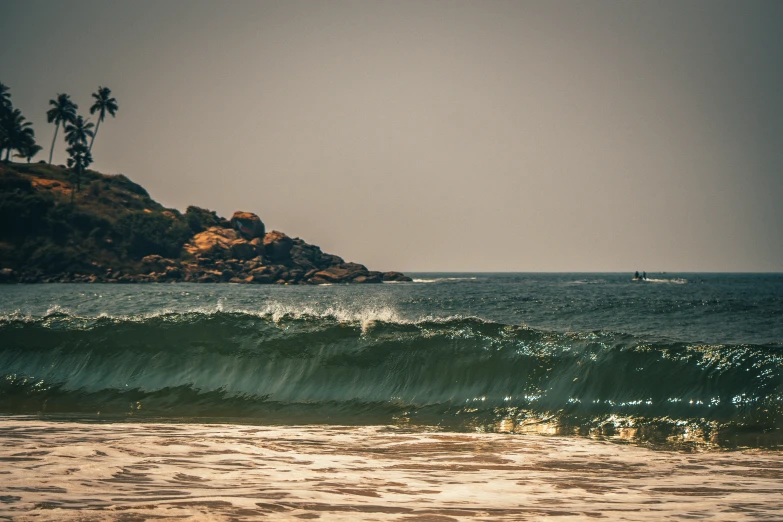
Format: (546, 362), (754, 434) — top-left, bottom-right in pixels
(70, 209), (110, 236)
(0, 190), (55, 243)
(89, 180), (102, 197)
(0, 170), (33, 193)
(185, 205), (222, 234)
(114, 211), (192, 259)
(26, 241), (89, 274)
(104, 174), (149, 197)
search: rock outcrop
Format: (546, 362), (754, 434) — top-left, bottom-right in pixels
(262, 231), (294, 262)
(173, 223), (411, 285)
(183, 227), (248, 258)
(175, 222), (410, 284)
(231, 211), (265, 239)
(0, 163), (411, 285)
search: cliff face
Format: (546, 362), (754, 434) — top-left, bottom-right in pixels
(0, 163), (410, 284)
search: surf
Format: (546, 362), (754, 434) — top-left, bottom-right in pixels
(1, 309), (780, 446)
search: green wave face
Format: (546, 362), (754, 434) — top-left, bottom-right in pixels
(1, 311), (781, 448)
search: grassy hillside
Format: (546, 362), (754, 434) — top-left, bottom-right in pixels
(0, 162), (225, 279)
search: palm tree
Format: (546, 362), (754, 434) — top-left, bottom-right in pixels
(17, 133), (43, 163)
(0, 117), (6, 162)
(66, 142), (93, 199)
(88, 86), (118, 152)
(46, 93), (77, 164)
(0, 82), (10, 112)
(1, 108), (35, 162)
(64, 115), (95, 147)
(0, 83), (11, 160)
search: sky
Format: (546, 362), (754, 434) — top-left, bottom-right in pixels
(1, 0), (782, 272)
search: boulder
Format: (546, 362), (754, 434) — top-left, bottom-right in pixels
(318, 253), (345, 268)
(313, 262), (368, 283)
(355, 272), (383, 284)
(231, 211), (265, 239)
(243, 255), (265, 270)
(251, 272), (276, 284)
(142, 255), (179, 273)
(142, 254), (163, 266)
(183, 226), (239, 257)
(249, 265), (281, 284)
(263, 231), (294, 262)
(289, 241), (322, 270)
(230, 239), (258, 260)
(183, 227), (262, 261)
(163, 266), (182, 280)
(287, 269), (304, 283)
(197, 271), (222, 283)
(382, 271), (412, 282)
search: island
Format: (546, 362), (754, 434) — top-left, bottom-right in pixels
(0, 162), (411, 285)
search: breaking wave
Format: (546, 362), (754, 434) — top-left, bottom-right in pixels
(1, 309), (781, 447)
(412, 277), (479, 283)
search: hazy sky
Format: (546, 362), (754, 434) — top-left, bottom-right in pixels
(2, 0), (782, 272)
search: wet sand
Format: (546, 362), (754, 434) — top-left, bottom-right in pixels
(0, 420), (781, 521)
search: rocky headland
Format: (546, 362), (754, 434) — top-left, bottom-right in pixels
(0, 163), (410, 284)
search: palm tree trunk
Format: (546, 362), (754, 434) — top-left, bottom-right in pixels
(49, 122), (60, 164)
(89, 119), (101, 152)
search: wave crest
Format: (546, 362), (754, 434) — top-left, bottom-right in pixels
(0, 310), (780, 447)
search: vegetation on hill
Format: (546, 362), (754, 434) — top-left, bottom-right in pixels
(0, 162), (178, 277)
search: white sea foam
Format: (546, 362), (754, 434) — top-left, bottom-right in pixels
(568, 279), (606, 285)
(644, 278), (687, 284)
(244, 301), (407, 333)
(0, 300), (492, 335)
(1, 420), (781, 520)
(412, 277), (478, 283)
(45, 303), (74, 316)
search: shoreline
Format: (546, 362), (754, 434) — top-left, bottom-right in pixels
(1, 420), (781, 520)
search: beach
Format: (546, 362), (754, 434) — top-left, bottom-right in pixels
(1, 420), (782, 520)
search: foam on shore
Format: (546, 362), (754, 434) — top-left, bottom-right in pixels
(1, 419), (781, 520)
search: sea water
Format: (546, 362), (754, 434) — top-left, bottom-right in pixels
(2, 274), (783, 519)
(1, 273), (781, 448)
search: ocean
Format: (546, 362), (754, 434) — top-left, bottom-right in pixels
(1, 273), (781, 447)
(1, 274), (782, 519)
